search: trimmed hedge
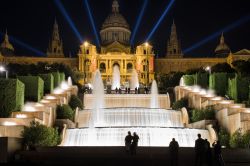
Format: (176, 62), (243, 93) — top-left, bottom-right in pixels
(52, 71), (60, 88)
(22, 121), (60, 148)
(0, 79), (25, 117)
(183, 75), (194, 86)
(18, 76), (44, 102)
(194, 73), (208, 89)
(38, 73), (54, 94)
(238, 77), (250, 102)
(228, 75), (238, 102)
(56, 104), (75, 121)
(228, 75), (250, 102)
(59, 72), (65, 83)
(209, 73), (228, 96)
(68, 95), (83, 110)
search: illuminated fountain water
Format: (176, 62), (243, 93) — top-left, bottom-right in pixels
(67, 77), (72, 86)
(112, 65), (120, 90)
(62, 74), (212, 147)
(130, 69), (139, 89)
(179, 76), (185, 86)
(150, 80), (159, 108)
(91, 70), (105, 127)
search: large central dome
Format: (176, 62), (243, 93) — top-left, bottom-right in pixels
(102, 1), (129, 30)
(100, 0), (131, 53)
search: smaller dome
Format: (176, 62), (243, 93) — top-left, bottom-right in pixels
(1, 32), (14, 51)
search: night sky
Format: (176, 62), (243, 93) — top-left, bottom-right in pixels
(0, 0), (249, 57)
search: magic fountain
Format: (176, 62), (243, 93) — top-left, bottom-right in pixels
(62, 71), (212, 147)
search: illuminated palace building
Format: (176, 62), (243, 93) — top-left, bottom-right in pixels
(1, 0), (250, 85)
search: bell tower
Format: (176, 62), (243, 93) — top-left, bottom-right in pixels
(166, 20), (183, 58)
(47, 19), (64, 58)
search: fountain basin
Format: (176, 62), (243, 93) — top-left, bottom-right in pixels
(62, 127), (211, 147)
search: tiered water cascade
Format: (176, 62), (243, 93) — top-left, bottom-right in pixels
(62, 76), (212, 147)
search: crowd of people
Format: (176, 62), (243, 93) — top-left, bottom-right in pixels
(124, 132), (225, 166)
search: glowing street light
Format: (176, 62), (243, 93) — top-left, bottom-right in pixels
(205, 66), (211, 74)
(0, 66), (8, 79)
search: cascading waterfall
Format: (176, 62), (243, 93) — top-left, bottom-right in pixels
(91, 70), (105, 127)
(166, 92), (171, 108)
(130, 69), (139, 89)
(88, 108), (183, 128)
(112, 65), (120, 90)
(150, 80), (159, 108)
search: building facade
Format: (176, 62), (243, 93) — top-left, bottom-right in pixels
(78, 0), (154, 86)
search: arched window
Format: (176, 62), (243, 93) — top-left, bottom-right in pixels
(127, 63), (133, 73)
(100, 63), (106, 73)
(86, 49), (89, 54)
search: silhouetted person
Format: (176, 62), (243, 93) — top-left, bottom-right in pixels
(125, 131), (133, 154)
(213, 141), (224, 166)
(204, 139), (212, 166)
(144, 87), (148, 94)
(195, 134), (205, 166)
(128, 88), (130, 94)
(135, 87), (138, 94)
(131, 132), (139, 155)
(169, 138), (179, 166)
(125, 87), (128, 94)
(115, 87), (118, 94)
(119, 88), (122, 94)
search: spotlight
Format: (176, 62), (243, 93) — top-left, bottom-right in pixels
(130, 0), (148, 45)
(83, 0), (100, 47)
(183, 14), (250, 54)
(0, 33), (45, 57)
(54, 0), (83, 42)
(146, 0), (175, 41)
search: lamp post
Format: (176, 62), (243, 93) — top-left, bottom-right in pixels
(83, 41), (89, 85)
(0, 66), (8, 79)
